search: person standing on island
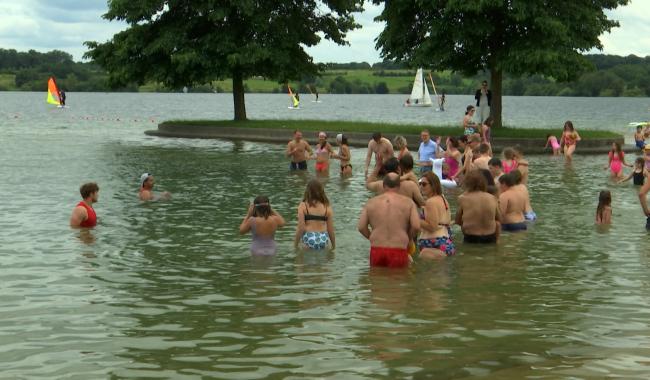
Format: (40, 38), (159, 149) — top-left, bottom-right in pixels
(417, 129), (438, 174)
(474, 80), (491, 124)
(286, 130), (313, 170)
(139, 173), (171, 201)
(364, 132), (394, 178)
(70, 182), (99, 228)
(358, 173), (421, 268)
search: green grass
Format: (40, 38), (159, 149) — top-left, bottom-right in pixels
(0, 73), (16, 90)
(161, 119), (621, 139)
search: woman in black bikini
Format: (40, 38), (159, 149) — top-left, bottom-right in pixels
(333, 134), (352, 177)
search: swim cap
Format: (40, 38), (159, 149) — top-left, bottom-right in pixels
(140, 173), (152, 187)
(319, 132), (327, 138)
(336, 133), (343, 143)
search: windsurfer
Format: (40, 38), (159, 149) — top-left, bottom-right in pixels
(59, 90), (66, 106)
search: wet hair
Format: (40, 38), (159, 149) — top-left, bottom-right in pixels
(478, 143), (490, 154)
(252, 195), (272, 219)
(462, 170), (487, 192)
(421, 171), (443, 196)
(383, 172), (401, 189)
(483, 116), (493, 126)
(399, 154), (414, 172)
(488, 157), (502, 168)
(611, 142), (624, 161)
(447, 137), (459, 149)
(498, 173), (517, 187)
(510, 169), (523, 185)
(564, 121), (575, 132)
(635, 157), (645, 168)
(596, 190), (611, 223)
(393, 135), (407, 150)
(340, 135), (348, 145)
(503, 147), (516, 160)
(372, 132), (382, 142)
(383, 157), (400, 174)
(465, 105), (475, 115)
(80, 182), (99, 199)
(303, 179), (329, 207)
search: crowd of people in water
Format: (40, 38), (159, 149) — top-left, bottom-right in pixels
(70, 98), (650, 267)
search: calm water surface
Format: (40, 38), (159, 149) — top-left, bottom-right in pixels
(1, 92), (650, 378)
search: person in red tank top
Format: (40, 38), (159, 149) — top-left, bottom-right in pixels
(70, 182), (99, 228)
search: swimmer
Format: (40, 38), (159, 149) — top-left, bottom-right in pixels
(604, 142), (631, 180)
(634, 126), (646, 150)
(501, 147), (518, 174)
(472, 143), (492, 170)
(286, 130), (313, 170)
(488, 157), (504, 183)
(498, 173), (527, 232)
(618, 157), (646, 186)
(393, 135), (410, 160)
(595, 190), (612, 225)
(399, 154), (418, 184)
(455, 170), (500, 243)
(332, 134), (352, 176)
(239, 196), (286, 256)
(560, 121), (581, 161)
(510, 169), (536, 221)
(70, 182), (99, 228)
(314, 132), (334, 174)
(418, 172), (455, 258)
(139, 173), (171, 201)
(367, 157), (425, 207)
(358, 173), (420, 267)
(545, 134), (561, 155)
(294, 179), (335, 250)
(364, 132), (394, 178)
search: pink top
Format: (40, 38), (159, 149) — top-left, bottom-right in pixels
(549, 136), (560, 149)
(502, 159), (518, 174)
(444, 156), (459, 178)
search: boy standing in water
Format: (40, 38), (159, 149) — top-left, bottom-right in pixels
(635, 126), (646, 150)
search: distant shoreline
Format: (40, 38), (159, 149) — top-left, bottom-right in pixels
(145, 119), (628, 154)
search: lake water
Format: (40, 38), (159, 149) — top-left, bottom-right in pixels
(1, 92), (650, 378)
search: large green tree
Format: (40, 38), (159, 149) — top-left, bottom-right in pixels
(85, 1), (362, 120)
(374, 0), (629, 127)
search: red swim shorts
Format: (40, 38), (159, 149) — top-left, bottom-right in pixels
(370, 246), (409, 268)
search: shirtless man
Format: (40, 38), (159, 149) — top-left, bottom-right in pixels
(366, 157), (425, 207)
(286, 130), (313, 170)
(455, 170), (500, 243)
(70, 182), (99, 228)
(139, 173), (171, 201)
(460, 135), (481, 178)
(358, 173), (420, 267)
(472, 143), (492, 170)
(498, 173), (527, 232)
(364, 132), (394, 177)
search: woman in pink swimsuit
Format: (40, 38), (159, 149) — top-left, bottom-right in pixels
(604, 142), (630, 179)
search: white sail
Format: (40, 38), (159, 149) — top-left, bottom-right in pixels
(406, 68), (433, 107)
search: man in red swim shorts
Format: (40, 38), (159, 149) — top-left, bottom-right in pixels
(357, 173), (420, 267)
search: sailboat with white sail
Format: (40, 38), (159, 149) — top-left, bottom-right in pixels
(404, 68), (433, 107)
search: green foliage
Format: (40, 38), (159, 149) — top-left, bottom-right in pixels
(373, 0), (631, 126)
(85, 0), (364, 120)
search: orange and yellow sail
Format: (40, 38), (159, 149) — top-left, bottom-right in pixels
(47, 77), (62, 105)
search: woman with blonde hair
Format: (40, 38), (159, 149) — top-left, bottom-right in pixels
(294, 179), (335, 250)
(394, 135), (410, 160)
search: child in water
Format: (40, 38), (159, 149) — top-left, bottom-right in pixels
(545, 134), (561, 155)
(595, 190), (612, 225)
(634, 126), (646, 150)
(618, 157), (646, 186)
(604, 142), (630, 179)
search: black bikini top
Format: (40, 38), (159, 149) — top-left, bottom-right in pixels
(304, 204), (328, 221)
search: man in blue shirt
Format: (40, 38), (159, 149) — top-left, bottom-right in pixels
(417, 130), (438, 173)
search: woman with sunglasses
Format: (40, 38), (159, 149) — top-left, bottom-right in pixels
(417, 172), (455, 258)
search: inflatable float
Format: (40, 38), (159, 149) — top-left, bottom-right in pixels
(430, 158), (458, 189)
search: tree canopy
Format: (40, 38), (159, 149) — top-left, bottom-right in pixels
(374, 0), (630, 127)
(85, 0), (363, 120)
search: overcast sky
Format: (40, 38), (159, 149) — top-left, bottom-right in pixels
(0, 0), (648, 63)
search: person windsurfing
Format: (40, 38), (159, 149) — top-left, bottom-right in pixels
(59, 89), (66, 106)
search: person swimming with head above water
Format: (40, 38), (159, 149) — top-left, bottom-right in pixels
(455, 170), (501, 243)
(294, 179), (335, 250)
(498, 172), (527, 232)
(139, 173), (171, 201)
(239, 195), (286, 256)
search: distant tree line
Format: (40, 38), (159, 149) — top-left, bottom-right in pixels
(1, 48), (649, 97)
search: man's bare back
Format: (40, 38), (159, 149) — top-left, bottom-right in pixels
(358, 192), (420, 248)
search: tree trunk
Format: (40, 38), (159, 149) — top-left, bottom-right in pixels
(232, 69), (247, 121)
(490, 68), (502, 128)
